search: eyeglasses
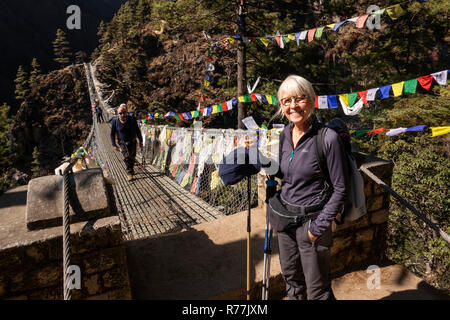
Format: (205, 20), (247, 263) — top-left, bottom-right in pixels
(118, 112), (127, 115)
(280, 95), (309, 106)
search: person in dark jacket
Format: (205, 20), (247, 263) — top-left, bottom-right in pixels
(110, 104), (143, 181)
(96, 105), (104, 123)
(273, 75), (349, 300)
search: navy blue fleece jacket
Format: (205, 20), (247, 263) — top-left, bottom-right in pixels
(277, 116), (349, 237)
(110, 115), (143, 147)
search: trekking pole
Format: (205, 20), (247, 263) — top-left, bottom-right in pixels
(262, 178), (278, 300)
(246, 175), (251, 300)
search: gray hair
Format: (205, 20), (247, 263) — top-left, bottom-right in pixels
(270, 75), (316, 123)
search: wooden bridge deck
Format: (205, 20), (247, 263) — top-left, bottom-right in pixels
(95, 122), (224, 240)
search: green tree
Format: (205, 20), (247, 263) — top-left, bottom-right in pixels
(14, 65), (29, 101)
(53, 28), (72, 67)
(0, 103), (13, 195)
(29, 58), (41, 89)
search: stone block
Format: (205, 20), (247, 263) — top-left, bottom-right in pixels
(366, 195), (384, 213)
(84, 274), (101, 296)
(369, 209), (390, 225)
(26, 168), (110, 231)
(87, 288), (131, 300)
(82, 246), (127, 275)
(102, 268), (129, 289)
(355, 227), (375, 243)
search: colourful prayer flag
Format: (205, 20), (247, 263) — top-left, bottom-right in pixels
(404, 79), (418, 93)
(348, 92), (358, 107)
(379, 85), (392, 99)
(308, 28), (316, 42)
(332, 21), (346, 31)
(358, 91), (368, 104)
(368, 128), (388, 134)
(327, 95), (338, 108)
(386, 4), (405, 20)
(339, 94), (349, 107)
(392, 81), (404, 97)
(356, 14), (370, 28)
(259, 37), (270, 47)
(238, 96), (245, 103)
(417, 75), (433, 90)
(315, 27), (325, 39)
(431, 126), (450, 137)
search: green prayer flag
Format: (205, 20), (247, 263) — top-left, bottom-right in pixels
(282, 35), (290, 43)
(372, 9), (385, 15)
(217, 104), (223, 113)
(404, 78), (418, 94)
(261, 124), (268, 130)
(192, 110), (200, 118)
(244, 94), (252, 103)
(174, 114), (181, 121)
(315, 27), (325, 39)
(348, 92), (358, 107)
(355, 130), (369, 137)
(271, 95), (278, 106)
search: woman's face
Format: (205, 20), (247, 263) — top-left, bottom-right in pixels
(278, 88), (313, 128)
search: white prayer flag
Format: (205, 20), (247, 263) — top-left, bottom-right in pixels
(431, 70), (448, 85)
(318, 95), (328, 109)
(366, 88), (379, 101)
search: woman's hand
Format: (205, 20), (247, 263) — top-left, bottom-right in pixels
(308, 230), (318, 243)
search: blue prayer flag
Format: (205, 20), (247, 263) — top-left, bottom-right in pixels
(379, 85), (392, 99)
(327, 95), (338, 108)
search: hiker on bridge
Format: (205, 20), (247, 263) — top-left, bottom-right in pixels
(269, 75), (349, 300)
(110, 103), (143, 181)
(96, 105), (104, 123)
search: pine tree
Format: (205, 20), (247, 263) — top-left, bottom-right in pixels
(29, 58), (41, 89)
(14, 65), (29, 101)
(53, 28), (72, 67)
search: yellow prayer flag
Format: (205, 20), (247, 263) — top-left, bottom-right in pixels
(204, 80), (210, 88)
(326, 23), (336, 29)
(386, 4), (405, 20)
(349, 130), (356, 134)
(392, 81), (404, 97)
(227, 37), (235, 44)
(211, 105), (218, 114)
(266, 95), (273, 105)
(339, 94), (349, 107)
(210, 170), (220, 190)
(287, 33), (296, 41)
(180, 174), (190, 188)
(259, 37), (270, 47)
(431, 127), (450, 137)
(238, 96), (245, 103)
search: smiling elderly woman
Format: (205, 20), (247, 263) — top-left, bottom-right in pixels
(270, 75), (349, 300)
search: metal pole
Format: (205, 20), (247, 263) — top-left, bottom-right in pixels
(246, 175), (251, 300)
(237, 0), (246, 129)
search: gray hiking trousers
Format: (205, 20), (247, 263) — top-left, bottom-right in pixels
(277, 220), (334, 300)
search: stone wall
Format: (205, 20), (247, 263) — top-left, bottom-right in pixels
(0, 185), (131, 300)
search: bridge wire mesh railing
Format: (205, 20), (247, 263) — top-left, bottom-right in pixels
(139, 125), (282, 216)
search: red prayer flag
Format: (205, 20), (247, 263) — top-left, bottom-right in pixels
(275, 35), (281, 47)
(200, 94), (206, 102)
(417, 75), (433, 91)
(178, 113), (184, 121)
(221, 102), (228, 111)
(356, 14), (369, 28)
(367, 128), (388, 134)
(358, 90), (368, 104)
(250, 93), (257, 102)
(308, 28), (316, 43)
(314, 96), (319, 109)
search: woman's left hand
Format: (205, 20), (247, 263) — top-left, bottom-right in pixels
(308, 230), (318, 243)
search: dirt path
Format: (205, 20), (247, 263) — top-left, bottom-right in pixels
(331, 264), (448, 300)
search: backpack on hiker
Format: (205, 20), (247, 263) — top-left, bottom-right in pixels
(314, 118), (367, 224)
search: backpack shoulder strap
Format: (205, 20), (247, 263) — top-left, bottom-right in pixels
(314, 126), (330, 183)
